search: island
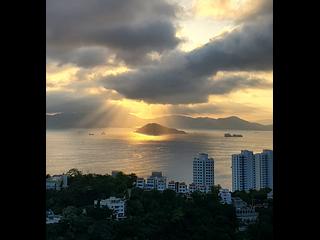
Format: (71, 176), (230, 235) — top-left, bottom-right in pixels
(135, 123), (187, 136)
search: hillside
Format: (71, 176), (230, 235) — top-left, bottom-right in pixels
(135, 123), (187, 136)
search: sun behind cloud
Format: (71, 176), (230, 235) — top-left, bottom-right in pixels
(46, 0), (273, 126)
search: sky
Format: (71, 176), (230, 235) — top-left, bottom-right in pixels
(46, 0), (273, 125)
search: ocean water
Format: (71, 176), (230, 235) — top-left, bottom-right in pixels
(46, 128), (273, 190)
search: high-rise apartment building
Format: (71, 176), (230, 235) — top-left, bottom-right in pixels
(232, 150), (273, 192)
(232, 150), (255, 192)
(193, 153), (214, 192)
(255, 149), (273, 190)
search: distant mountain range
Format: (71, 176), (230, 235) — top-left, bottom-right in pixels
(153, 115), (272, 131)
(136, 123), (187, 136)
(47, 113), (272, 131)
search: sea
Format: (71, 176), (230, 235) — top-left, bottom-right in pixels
(46, 128), (273, 190)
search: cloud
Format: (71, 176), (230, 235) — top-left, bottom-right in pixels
(102, 15), (272, 104)
(209, 73), (272, 95)
(46, 91), (106, 114)
(237, 0), (273, 23)
(46, 112), (63, 116)
(46, 82), (57, 88)
(46, 0), (273, 124)
(48, 47), (111, 68)
(195, 0), (273, 23)
(46, 0), (181, 67)
(46, 90), (144, 128)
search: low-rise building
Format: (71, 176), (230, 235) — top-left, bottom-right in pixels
(188, 183), (207, 193)
(145, 172), (167, 191)
(232, 197), (258, 231)
(46, 181), (58, 190)
(197, 184), (207, 193)
(235, 207), (258, 226)
(46, 209), (61, 224)
(46, 174), (68, 190)
(166, 181), (188, 194)
(189, 183), (196, 193)
(146, 176), (156, 190)
(175, 182), (180, 192)
(168, 181), (176, 191)
(157, 179), (167, 191)
(232, 197), (248, 209)
(219, 189), (232, 204)
(96, 197), (126, 220)
(178, 182), (188, 194)
(136, 178), (145, 189)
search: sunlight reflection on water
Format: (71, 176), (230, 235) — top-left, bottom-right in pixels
(46, 128), (272, 190)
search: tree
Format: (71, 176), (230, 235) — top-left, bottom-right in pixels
(62, 206), (81, 219)
(87, 220), (113, 240)
(46, 171), (259, 240)
(211, 185), (222, 202)
(66, 168), (83, 177)
(86, 206), (112, 220)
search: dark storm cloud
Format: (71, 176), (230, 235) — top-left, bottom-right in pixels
(187, 19), (272, 74)
(46, 91), (105, 114)
(102, 15), (273, 104)
(209, 74), (272, 95)
(46, 0), (181, 67)
(49, 47), (110, 68)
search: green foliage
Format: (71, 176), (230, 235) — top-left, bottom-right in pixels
(87, 220), (113, 240)
(233, 189), (273, 240)
(66, 168), (83, 177)
(46, 169), (137, 213)
(232, 188), (271, 205)
(86, 206), (112, 220)
(47, 169), (272, 240)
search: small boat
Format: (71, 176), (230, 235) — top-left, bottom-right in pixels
(232, 134), (243, 137)
(89, 133), (94, 136)
(101, 131), (106, 135)
(224, 133), (243, 137)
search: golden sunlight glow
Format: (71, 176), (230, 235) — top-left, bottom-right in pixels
(100, 65), (131, 76)
(109, 99), (168, 120)
(176, 17), (234, 52)
(46, 65), (79, 90)
(195, 0), (258, 20)
(85, 87), (107, 95)
(207, 87), (273, 123)
(213, 70), (273, 83)
(128, 132), (171, 142)
(47, 63), (131, 92)
(107, 69), (273, 124)
(46, 0), (273, 130)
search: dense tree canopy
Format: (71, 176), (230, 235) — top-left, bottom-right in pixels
(47, 169), (272, 240)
